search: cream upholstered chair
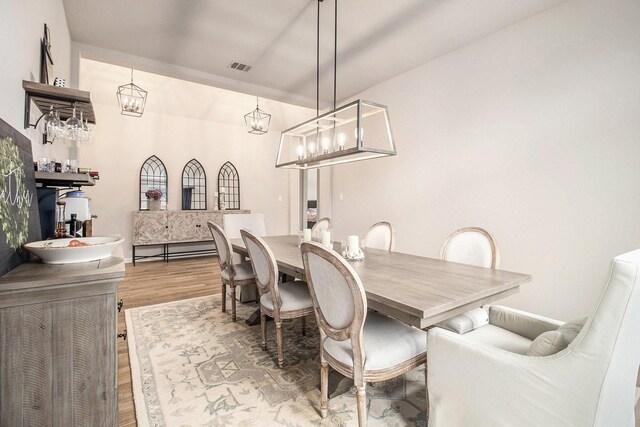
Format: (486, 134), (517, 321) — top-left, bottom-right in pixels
(435, 227), (499, 333)
(207, 222), (256, 322)
(301, 241), (427, 426)
(427, 249), (640, 427)
(311, 217), (331, 238)
(223, 213), (266, 238)
(240, 229), (314, 368)
(439, 226), (499, 268)
(363, 221), (395, 251)
(223, 213), (266, 302)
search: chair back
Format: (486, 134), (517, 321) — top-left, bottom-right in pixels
(301, 242), (367, 352)
(364, 221), (395, 251)
(240, 229), (279, 303)
(439, 226), (499, 268)
(224, 213), (266, 239)
(207, 221), (233, 271)
(311, 217), (331, 238)
(571, 249), (640, 426)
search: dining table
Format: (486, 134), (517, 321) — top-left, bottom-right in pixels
(230, 235), (532, 329)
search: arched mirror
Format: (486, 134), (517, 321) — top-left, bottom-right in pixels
(181, 159), (207, 210)
(217, 161), (240, 210)
(139, 155), (168, 210)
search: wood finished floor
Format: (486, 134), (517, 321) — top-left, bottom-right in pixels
(116, 256), (640, 426)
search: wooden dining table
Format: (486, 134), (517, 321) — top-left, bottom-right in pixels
(230, 235), (532, 329)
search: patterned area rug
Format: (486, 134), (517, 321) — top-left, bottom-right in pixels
(126, 295), (427, 426)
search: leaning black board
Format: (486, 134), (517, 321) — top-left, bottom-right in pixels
(0, 118), (41, 276)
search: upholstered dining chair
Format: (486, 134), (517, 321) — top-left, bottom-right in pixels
(363, 221), (395, 251)
(439, 226), (499, 269)
(223, 213), (266, 302)
(435, 227), (499, 334)
(300, 241), (427, 426)
(240, 229), (314, 368)
(427, 249), (640, 427)
(311, 217), (331, 238)
(207, 222), (257, 322)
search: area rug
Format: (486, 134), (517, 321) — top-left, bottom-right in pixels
(126, 295), (427, 426)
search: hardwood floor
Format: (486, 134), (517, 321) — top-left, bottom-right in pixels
(117, 256), (221, 426)
(116, 256), (640, 426)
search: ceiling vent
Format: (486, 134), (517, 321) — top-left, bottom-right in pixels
(228, 61), (252, 72)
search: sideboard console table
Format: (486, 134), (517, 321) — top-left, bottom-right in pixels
(0, 251), (126, 426)
(131, 210), (251, 265)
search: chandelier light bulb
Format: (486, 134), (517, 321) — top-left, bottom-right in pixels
(337, 133), (346, 150)
(296, 143), (304, 159)
(322, 137), (330, 154)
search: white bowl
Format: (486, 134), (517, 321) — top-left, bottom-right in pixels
(24, 236), (125, 264)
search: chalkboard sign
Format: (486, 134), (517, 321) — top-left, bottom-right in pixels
(0, 118), (40, 276)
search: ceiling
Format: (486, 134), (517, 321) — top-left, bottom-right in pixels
(63, 0), (567, 109)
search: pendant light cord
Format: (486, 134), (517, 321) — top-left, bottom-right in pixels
(316, 0), (321, 117)
(333, 0), (337, 110)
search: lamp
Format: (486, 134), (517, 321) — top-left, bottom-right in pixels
(116, 69), (147, 117)
(244, 97), (271, 135)
(275, 0), (396, 169)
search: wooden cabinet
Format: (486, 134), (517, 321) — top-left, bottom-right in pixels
(0, 253), (125, 426)
(132, 210), (251, 264)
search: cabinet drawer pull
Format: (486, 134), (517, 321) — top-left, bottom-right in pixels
(117, 299), (124, 312)
(118, 330), (127, 341)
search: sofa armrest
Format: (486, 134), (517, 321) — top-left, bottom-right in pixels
(488, 305), (563, 341)
(426, 328), (593, 427)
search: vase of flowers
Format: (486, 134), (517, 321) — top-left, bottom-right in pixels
(145, 188), (163, 211)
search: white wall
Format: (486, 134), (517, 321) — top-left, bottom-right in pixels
(0, 0), (73, 161)
(78, 59), (313, 260)
(330, 0), (640, 319)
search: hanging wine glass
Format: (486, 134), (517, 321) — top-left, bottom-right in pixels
(65, 105), (82, 146)
(80, 112), (93, 145)
(43, 105), (62, 141)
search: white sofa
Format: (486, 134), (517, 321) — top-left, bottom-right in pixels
(427, 249), (640, 427)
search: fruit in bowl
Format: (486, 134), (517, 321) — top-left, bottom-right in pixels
(24, 236), (124, 264)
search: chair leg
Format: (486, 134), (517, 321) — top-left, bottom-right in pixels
(320, 359), (329, 418)
(231, 285), (237, 322)
(424, 363), (429, 418)
(275, 321), (284, 368)
(355, 384), (367, 427)
(301, 315), (306, 336)
(221, 283), (226, 312)
(261, 312), (267, 351)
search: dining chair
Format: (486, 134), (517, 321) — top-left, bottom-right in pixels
(223, 213), (266, 239)
(439, 226), (499, 269)
(434, 227), (500, 334)
(427, 249), (640, 427)
(300, 241), (427, 426)
(311, 217), (331, 238)
(363, 221), (395, 251)
(207, 222), (257, 322)
(240, 229), (314, 368)
(223, 213), (266, 302)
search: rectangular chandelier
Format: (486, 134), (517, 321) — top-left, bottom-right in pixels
(275, 99), (396, 169)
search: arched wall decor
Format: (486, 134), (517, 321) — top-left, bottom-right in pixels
(181, 158), (207, 210)
(217, 161), (240, 210)
(139, 155), (168, 210)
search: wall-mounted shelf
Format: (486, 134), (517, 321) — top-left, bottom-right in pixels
(34, 171), (95, 188)
(23, 80), (96, 129)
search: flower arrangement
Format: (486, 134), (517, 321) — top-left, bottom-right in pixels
(145, 188), (163, 200)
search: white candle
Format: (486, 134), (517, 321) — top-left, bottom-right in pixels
(321, 230), (331, 246)
(347, 235), (359, 256)
(303, 228), (312, 242)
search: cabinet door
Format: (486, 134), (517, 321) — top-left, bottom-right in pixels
(168, 212), (200, 242)
(132, 212), (169, 245)
(196, 212), (222, 240)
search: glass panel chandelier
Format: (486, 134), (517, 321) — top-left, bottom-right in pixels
(244, 97), (271, 135)
(276, 0), (396, 169)
(116, 69), (147, 117)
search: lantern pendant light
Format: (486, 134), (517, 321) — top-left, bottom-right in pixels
(116, 69), (148, 117)
(244, 97), (271, 135)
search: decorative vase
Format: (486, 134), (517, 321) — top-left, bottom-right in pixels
(148, 198), (161, 211)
